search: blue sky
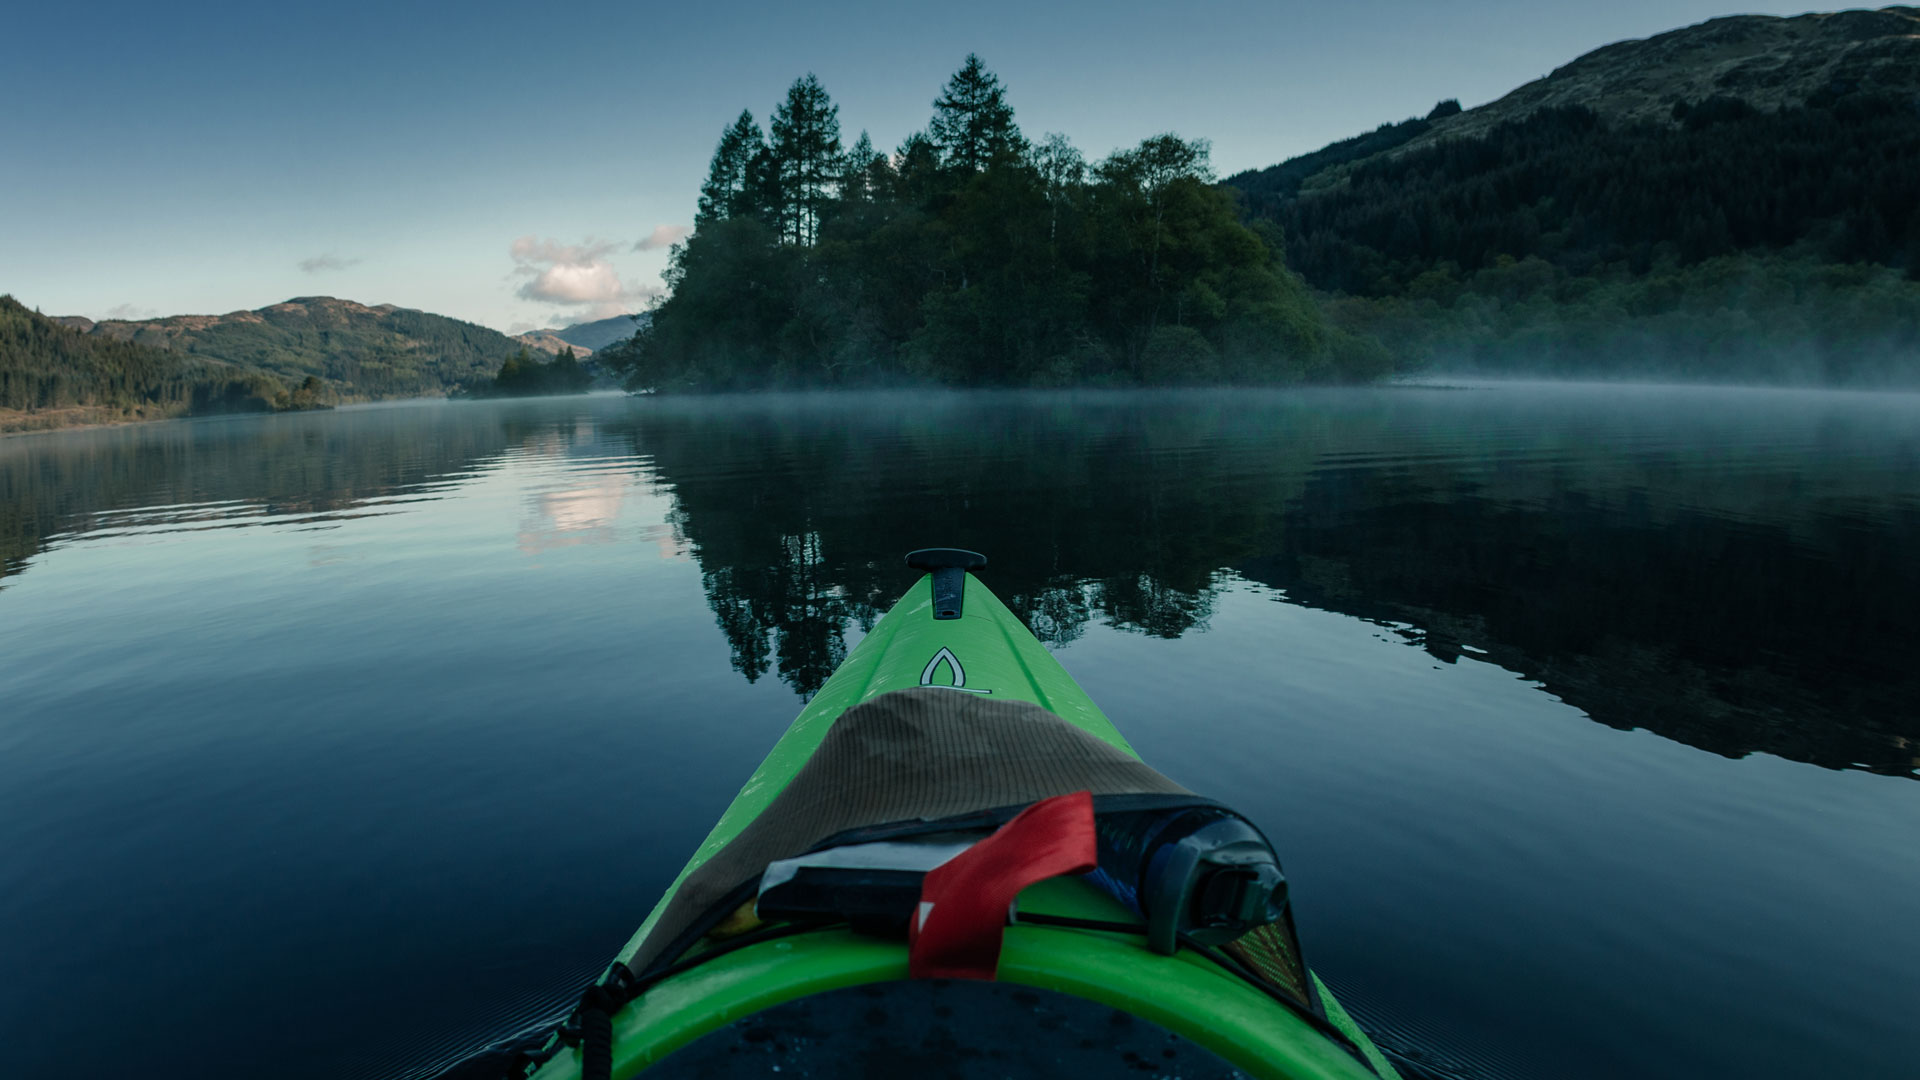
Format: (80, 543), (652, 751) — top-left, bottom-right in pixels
(1, 0), (1824, 332)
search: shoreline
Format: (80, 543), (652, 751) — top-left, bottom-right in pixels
(0, 405), (193, 440)
(0, 397), (432, 441)
(12, 379), (1918, 441)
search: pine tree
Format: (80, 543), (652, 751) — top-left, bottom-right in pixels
(840, 130), (886, 202)
(892, 131), (944, 204)
(769, 74), (842, 246)
(743, 143), (784, 230)
(930, 54), (1026, 172)
(696, 111), (766, 228)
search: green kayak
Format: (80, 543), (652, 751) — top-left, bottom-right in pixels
(518, 550), (1401, 1080)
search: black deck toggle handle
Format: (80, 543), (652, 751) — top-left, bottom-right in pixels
(907, 549), (986, 620)
(906, 548), (987, 572)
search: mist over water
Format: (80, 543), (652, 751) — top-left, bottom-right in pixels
(1, 386), (1916, 1080)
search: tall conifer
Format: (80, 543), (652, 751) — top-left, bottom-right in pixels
(841, 130), (886, 202)
(930, 55), (1025, 171)
(769, 74), (842, 245)
(696, 111), (766, 228)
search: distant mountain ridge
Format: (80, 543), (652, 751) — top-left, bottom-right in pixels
(554, 313), (648, 352)
(58, 296), (523, 400)
(509, 314), (649, 358)
(1232, 6), (1920, 203)
(11, 295), (649, 432)
(3, 295), (331, 434)
(1399, 6), (1920, 154)
(511, 330), (590, 357)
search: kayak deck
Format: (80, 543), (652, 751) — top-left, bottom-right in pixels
(523, 569), (1400, 1080)
(606, 572), (1133, 972)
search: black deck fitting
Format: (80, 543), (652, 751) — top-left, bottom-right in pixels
(906, 549), (986, 620)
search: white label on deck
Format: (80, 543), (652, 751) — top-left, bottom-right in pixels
(921, 647), (992, 693)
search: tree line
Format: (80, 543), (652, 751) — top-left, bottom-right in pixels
(601, 56), (1389, 390)
(459, 347), (593, 398)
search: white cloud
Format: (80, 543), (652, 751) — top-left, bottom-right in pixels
(509, 235), (654, 318)
(102, 303), (156, 320)
(299, 253), (362, 274)
(633, 224), (692, 252)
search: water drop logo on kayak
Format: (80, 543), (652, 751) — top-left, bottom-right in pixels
(920, 647), (991, 694)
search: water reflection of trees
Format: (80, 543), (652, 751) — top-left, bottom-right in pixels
(621, 392), (1919, 778)
(9, 393), (1914, 780)
(611, 396), (1315, 695)
(0, 405), (608, 587)
(1244, 464), (1920, 778)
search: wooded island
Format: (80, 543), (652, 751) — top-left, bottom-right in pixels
(599, 57), (1389, 390)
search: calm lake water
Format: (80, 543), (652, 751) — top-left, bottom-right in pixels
(2, 386), (1916, 1080)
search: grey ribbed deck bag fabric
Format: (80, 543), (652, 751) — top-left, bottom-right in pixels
(629, 686), (1191, 972)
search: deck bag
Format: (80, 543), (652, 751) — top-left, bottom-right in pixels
(624, 687), (1314, 1010)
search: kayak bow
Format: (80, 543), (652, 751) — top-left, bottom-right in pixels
(521, 550), (1400, 1080)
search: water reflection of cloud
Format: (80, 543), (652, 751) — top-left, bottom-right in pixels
(656, 530), (689, 562)
(308, 543), (359, 567)
(518, 473), (631, 554)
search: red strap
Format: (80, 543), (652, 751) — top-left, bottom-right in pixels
(908, 790), (1097, 980)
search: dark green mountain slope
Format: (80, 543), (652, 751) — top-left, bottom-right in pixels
(1257, 95), (1920, 295)
(1227, 99), (1456, 210)
(1226, 6), (1920, 383)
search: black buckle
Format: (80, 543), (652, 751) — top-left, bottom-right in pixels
(560, 960), (640, 1046)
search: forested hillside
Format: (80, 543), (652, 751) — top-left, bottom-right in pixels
(1, 296), (329, 433)
(1255, 98), (1920, 294)
(71, 297), (522, 399)
(604, 57), (1388, 390)
(6, 294), (525, 433)
(1226, 7), (1920, 383)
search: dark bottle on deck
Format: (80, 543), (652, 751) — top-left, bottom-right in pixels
(1086, 806), (1288, 955)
